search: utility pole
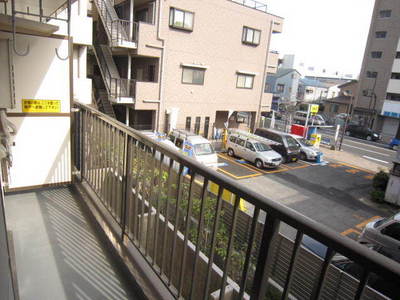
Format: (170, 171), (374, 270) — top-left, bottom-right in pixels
(338, 95), (354, 151)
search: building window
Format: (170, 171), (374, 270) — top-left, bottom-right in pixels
(203, 117), (210, 138)
(371, 51), (382, 58)
(375, 31), (387, 38)
(276, 84), (285, 93)
(185, 117), (191, 131)
(366, 71), (378, 78)
(379, 10), (391, 18)
(169, 7), (194, 31)
(242, 27), (261, 46)
(194, 117), (201, 134)
(391, 73), (400, 80)
(396, 52), (400, 59)
(387, 93), (400, 101)
(237, 73), (254, 89)
(182, 67), (205, 85)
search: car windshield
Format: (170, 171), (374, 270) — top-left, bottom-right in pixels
(194, 143), (215, 156)
(374, 216), (394, 228)
(298, 138), (313, 146)
(253, 142), (271, 152)
(286, 136), (300, 148)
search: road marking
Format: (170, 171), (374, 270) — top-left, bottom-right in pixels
(355, 216), (382, 229)
(218, 154), (263, 173)
(362, 156), (389, 164)
(342, 143), (391, 157)
(364, 175), (374, 180)
(341, 228), (361, 236)
(329, 164), (342, 168)
(217, 167), (262, 180)
(345, 169), (359, 174)
(219, 153), (289, 174)
(337, 162), (375, 174)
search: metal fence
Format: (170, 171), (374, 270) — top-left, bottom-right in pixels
(72, 102), (400, 300)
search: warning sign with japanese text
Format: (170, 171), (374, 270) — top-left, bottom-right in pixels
(22, 99), (61, 113)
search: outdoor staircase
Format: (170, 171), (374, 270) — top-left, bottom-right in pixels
(92, 0), (136, 48)
(93, 75), (116, 118)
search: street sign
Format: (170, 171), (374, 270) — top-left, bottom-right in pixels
(310, 104), (319, 115)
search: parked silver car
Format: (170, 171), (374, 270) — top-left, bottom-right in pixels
(226, 133), (282, 169)
(290, 134), (323, 161)
(358, 213), (400, 263)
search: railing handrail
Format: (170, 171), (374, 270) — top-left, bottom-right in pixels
(229, 0), (267, 13)
(73, 100), (400, 283)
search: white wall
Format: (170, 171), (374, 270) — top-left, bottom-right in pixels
(387, 79), (400, 94)
(8, 33), (71, 188)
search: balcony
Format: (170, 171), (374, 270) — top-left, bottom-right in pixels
(229, 0), (267, 13)
(267, 51), (279, 74)
(381, 99), (400, 119)
(2, 102), (399, 300)
(387, 79), (400, 94)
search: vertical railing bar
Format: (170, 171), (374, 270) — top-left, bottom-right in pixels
(80, 110), (86, 180)
(177, 171), (196, 297)
(168, 164), (185, 286)
(98, 119), (103, 198)
(100, 119), (106, 199)
(145, 148), (157, 257)
(160, 158), (175, 276)
(219, 194), (240, 300)
(101, 120), (107, 200)
(111, 126), (117, 218)
(152, 152), (165, 266)
(251, 213), (280, 300)
(238, 207), (260, 299)
(106, 123), (112, 210)
(131, 139), (142, 242)
(94, 117), (100, 193)
(310, 247), (335, 300)
(118, 131), (124, 223)
(354, 270), (370, 300)
(121, 133), (131, 239)
(88, 114), (94, 185)
(138, 144), (150, 248)
(281, 231), (304, 300)
(203, 185), (224, 300)
(189, 177), (209, 299)
(84, 110), (89, 179)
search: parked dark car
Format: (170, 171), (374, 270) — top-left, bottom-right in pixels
(345, 124), (380, 141)
(254, 128), (300, 163)
(302, 235), (400, 299)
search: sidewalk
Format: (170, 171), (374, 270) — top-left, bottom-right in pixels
(320, 145), (390, 173)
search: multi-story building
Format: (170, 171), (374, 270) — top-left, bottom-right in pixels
(297, 77), (330, 103)
(265, 68), (301, 109)
(86, 0), (283, 136)
(323, 80), (358, 120)
(355, 0), (400, 140)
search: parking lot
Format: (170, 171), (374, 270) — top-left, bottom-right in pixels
(216, 152), (386, 241)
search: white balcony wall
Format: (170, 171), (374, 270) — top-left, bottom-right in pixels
(392, 59), (400, 73)
(8, 34), (71, 188)
(49, 0), (93, 46)
(73, 46), (92, 104)
(387, 79), (400, 94)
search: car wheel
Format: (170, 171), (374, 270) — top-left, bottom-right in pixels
(345, 130), (351, 136)
(366, 135), (372, 141)
(255, 159), (263, 169)
(300, 152), (307, 161)
(228, 148), (235, 157)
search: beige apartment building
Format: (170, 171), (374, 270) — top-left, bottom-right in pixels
(89, 0), (283, 136)
(355, 0), (400, 140)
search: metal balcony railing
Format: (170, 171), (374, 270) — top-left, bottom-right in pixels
(72, 102), (400, 299)
(93, 0), (138, 45)
(230, 0), (267, 13)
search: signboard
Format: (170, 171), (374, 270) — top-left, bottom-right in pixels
(310, 104), (319, 115)
(22, 99), (61, 113)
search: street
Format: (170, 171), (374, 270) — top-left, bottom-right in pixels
(319, 127), (397, 168)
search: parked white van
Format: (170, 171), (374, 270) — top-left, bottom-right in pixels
(168, 130), (218, 167)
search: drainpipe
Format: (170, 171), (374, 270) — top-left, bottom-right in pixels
(155, 0), (165, 132)
(256, 20), (274, 130)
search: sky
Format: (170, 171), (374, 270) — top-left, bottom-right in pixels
(262, 0), (375, 77)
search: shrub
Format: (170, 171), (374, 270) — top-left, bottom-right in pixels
(372, 171), (389, 191)
(370, 190), (385, 203)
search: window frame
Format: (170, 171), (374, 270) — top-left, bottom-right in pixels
(366, 71), (378, 78)
(236, 73), (255, 89)
(169, 7), (194, 31)
(379, 9), (392, 18)
(276, 84), (285, 93)
(242, 26), (261, 46)
(181, 66), (206, 85)
(375, 31), (387, 38)
(371, 51), (383, 59)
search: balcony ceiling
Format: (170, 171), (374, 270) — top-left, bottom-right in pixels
(0, 14), (59, 36)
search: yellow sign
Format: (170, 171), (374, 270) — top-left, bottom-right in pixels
(22, 99), (61, 113)
(310, 104), (319, 115)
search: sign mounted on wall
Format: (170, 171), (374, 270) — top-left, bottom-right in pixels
(22, 99), (61, 113)
(310, 104), (319, 115)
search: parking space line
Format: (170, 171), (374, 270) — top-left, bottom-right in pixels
(341, 228), (361, 236)
(364, 175), (374, 180)
(217, 167), (261, 180)
(218, 154), (263, 173)
(337, 162), (375, 175)
(345, 169), (360, 174)
(355, 216), (381, 229)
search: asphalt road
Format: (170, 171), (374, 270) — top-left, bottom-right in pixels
(216, 153), (391, 241)
(319, 128), (397, 167)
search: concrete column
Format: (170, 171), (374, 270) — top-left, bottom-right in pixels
(126, 106), (130, 126)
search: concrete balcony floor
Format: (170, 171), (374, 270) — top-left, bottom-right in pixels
(5, 186), (145, 300)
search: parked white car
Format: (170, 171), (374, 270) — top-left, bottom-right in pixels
(358, 213), (400, 263)
(226, 132), (282, 169)
(289, 134), (322, 161)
